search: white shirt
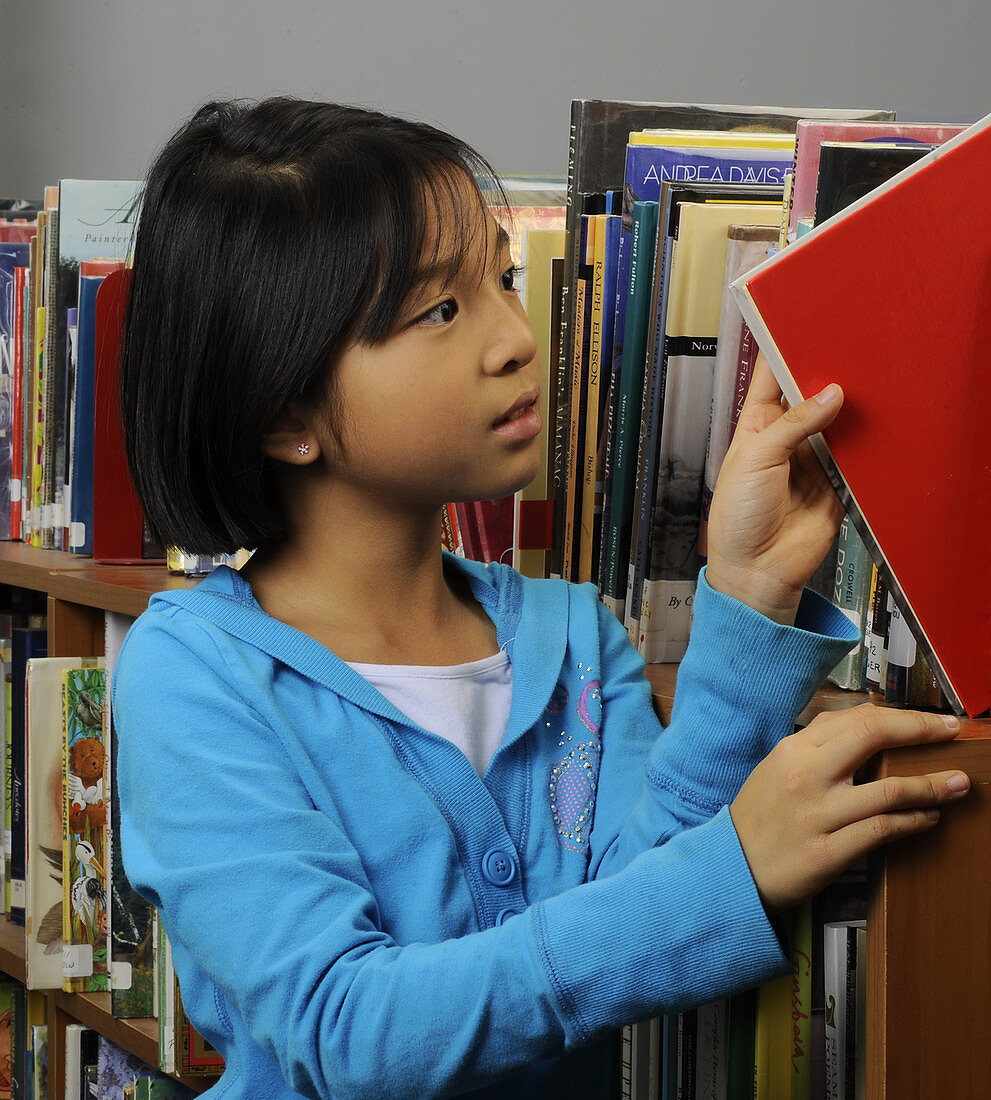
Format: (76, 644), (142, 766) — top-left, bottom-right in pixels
(347, 651), (513, 777)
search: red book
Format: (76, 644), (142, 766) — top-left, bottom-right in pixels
(731, 112), (991, 717)
(92, 269), (164, 564)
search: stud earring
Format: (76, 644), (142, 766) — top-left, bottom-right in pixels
(297, 442), (311, 457)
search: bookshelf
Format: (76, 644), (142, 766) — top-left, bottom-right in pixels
(0, 542), (986, 1098)
(0, 545), (210, 1098)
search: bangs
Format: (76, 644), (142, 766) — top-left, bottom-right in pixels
(351, 153), (509, 345)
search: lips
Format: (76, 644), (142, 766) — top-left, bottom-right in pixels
(493, 390), (541, 442)
(494, 390), (540, 429)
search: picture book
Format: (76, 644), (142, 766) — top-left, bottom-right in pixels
(25, 656), (104, 990)
(62, 663), (110, 992)
(813, 140), (934, 223)
(788, 119), (967, 239)
(731, 111), (991, 715)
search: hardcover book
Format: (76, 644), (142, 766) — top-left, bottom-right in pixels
(788, 119), (967, 239)
(25, 656), (104, 989)
(731, 111), (991, 716)
(62, 664), (110, 992)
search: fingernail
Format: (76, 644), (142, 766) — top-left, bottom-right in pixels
(943, 715), (961, 730)
(926, 809), (940, 822)
(947, 773), (969, 793)
(815, 383), (840, 404)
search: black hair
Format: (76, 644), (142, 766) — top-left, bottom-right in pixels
(119, 96), (506, 555)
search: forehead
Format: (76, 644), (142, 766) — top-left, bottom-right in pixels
(412, 179), (510, 288)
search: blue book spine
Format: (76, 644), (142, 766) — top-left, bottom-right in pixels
(0, 245), (30, 542)
(68, 275), (107, 555)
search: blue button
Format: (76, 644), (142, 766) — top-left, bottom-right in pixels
(481, 848), (516, 886)
(496, 908), (518, 925)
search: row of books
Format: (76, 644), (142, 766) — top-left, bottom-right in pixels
(545, 97), (970, 703)
(618, 881), (869, 1100)
(0, 972), (195, 1100)
(0, 185), (155, 563)
(0, 594), (222, 1088)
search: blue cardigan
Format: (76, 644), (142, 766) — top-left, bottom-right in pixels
(111, 556), (857, 1099)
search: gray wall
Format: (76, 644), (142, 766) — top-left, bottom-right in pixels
(2, 0), (988, 197)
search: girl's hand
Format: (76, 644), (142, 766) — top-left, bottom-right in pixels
(706, 354), (845, 624)
(730, 706), (970, 914)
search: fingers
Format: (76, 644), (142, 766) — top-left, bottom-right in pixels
(822, 767), (970, 872)
(828, 768), (969, 833)
(802, 703), (961, 775)
(735, 355), (843, 464)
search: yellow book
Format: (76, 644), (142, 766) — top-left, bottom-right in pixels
(578, 213), (615, 584)
(518, 226), (565, 579)
(630, 127), (796, 150)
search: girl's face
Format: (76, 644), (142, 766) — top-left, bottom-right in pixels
(315, 193), (542, 515)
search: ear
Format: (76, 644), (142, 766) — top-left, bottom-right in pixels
(260, 404), (320, 465)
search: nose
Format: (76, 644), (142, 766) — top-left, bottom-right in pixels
(482, 293), (539, 376)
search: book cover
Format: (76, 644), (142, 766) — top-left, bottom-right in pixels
(826, 516), (874, 692)
(174, 979), (225, 1077)
(731, 112), (991, 715)
(788, 119), (966, 239)
(813, 141), (934, 223)
(639, 200), (782, 663)
(95, 1033), (164, 1100)
(25, 656), (104, 990)
(0, 244), (30, 542)
(62, 664), (109, 993)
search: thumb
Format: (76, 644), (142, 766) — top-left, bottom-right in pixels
(748, 380), (844, 469)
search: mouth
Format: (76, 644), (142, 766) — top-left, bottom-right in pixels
(492, 390), (541, 442)
(494, 390), (540, 429)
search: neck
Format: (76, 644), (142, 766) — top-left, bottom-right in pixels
(241, 479), (496, 664)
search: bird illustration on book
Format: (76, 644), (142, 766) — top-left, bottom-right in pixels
(71, 839), (107, 938)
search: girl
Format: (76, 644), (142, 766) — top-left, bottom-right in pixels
(112, 98), (969, 1100)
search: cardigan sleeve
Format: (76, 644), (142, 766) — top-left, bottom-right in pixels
(113, 605), (794, 1100)
(589, 567), (859, 877)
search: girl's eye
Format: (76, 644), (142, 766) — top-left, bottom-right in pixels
(418, 299), (458, 326)
(501, 265), (523, 292)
